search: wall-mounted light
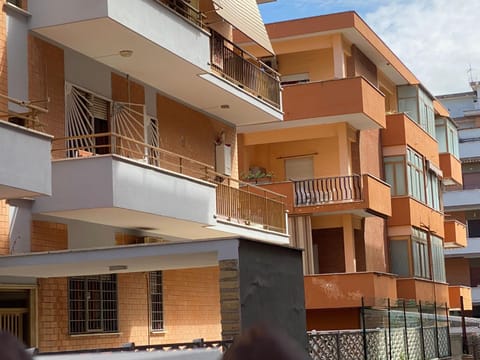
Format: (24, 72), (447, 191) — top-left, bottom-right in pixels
(119, 50), (134, 58)
(109, 265), (128, 271)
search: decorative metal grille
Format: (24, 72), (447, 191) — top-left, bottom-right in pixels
(423, 327), (437, 359)
(111, 101), (146, 159)
(149, 271), (164, 331)
(339, 332), (364, 360)
(68, 274), (118, 334)
(308, 332), (338, 360)
(406, 327), (423, 359)
(437, 326), (450, 358)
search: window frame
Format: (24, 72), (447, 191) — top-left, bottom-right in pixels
(384, 155), (407, 196)
(407, 148), (426, 203)
(68, 274), (118, 335)
(149, 271), (164, 332)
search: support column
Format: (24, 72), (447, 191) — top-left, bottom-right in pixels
(332, 34), (346, 79)
(343, 214), (356, 272)
(219, 259), (241, 341)
(337, 124), (352, 175)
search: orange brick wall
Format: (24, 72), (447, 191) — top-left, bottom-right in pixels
(0, 201), (9, 255)
(0, 8), (8, 113)
(31, 220), (67, 252)
(37, 267), (221, 352)
(157, 93), (238, 180)
(28, 35), (65, 156)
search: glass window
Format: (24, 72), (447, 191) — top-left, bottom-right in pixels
(468, 219), (480, 238)
(431, 235), (446, 283)
(397, 85), (435, 137)
(384, 156), (407, 196)
(412, 228), (430, 279)
(435, 117), (459, 158)
(407, 148), (426, 202)
(68, 274), (118, 334)
(390, 239), (410, 276)
(426, 171), (441, 211)
(149, 271), (164, 331)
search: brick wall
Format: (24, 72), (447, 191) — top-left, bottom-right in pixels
(28, 35), (65, 156)
(37, 267), (221, 352)
(0, 8), (8, 113)
(157, 93), (238, 180)
(31, 220), (67, 252)
(0, 201), (9, 255)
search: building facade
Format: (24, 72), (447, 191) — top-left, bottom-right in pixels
(440, 81), (480, 316)
(236, 12), (469, 331)
(0, 0), (307, 353)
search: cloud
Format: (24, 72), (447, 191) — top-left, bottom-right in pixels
(364, 0), (480, 94)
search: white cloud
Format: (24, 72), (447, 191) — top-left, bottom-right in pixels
(364, 0), (480, 94)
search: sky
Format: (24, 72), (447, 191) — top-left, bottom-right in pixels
(259, 0), (480, 95)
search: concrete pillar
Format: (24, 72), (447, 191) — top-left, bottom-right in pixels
(343, 214), (356, 272)
(338, 124), (352, 175)
(332, 34), (346, 79)
(219, 259), (241, 340)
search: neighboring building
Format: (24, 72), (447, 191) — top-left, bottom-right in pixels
(0, 0), (307, 353)
(439, 81), (480, 316)
(236, 11), (469, 331)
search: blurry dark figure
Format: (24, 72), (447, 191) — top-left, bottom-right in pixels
(223, 325), (309, 360)
(0, 332), (32, 360)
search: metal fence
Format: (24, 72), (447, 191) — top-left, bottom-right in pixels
(308, 298), (451, 360)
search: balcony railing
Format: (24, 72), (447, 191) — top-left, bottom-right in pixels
(51, 133), (287, 234)
(294, 175), (362, 207)
(0, 308), (27, 340)
(210, 31), (281, 109)
(155, 0), (206, 28)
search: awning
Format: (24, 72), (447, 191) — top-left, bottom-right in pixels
(214, 0), (274, 54)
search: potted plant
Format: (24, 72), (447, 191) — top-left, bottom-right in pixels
(241, 166), (274, 184)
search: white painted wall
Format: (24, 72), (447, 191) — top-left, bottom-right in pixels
(444, 189), (480, 210)
(8, 199), (32, 254)
(6, 6), (29, 113)
(64, 48), (112, 99)
(0, 122), (52, 197)
(460, 140), (480, 159)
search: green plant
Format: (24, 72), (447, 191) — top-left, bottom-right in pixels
(241, 168), (274, 183)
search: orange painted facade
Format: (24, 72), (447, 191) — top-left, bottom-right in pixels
(448, 286), (472, 311)
(304, 272), (397, 309)
(439, 152), (463, 185)
(396, 278), (449, 305)
(282, 77), (386, 128)
(444, 219), (467, 248)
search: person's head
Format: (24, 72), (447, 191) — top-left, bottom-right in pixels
(223, 325), (309, 360)
(0, 331), (32, 360)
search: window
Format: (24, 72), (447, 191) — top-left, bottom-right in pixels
(389, 239), (409, 276)
(397, 85), (435, 137)
(68, 275), (118, 334)
(468, 219), (480, 238)
(412, 228), (430, 279)
(435, 117), (460, 158)
(284, 157), (314, 181)
(426, 170), (441, 211)
(384, 156), (407, 196)
(431, 235), (446, 283)
(407, 148), (426, 202)
(149, 271), (164, 331)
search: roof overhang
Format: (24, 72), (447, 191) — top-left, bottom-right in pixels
(0, 240), (240, 278)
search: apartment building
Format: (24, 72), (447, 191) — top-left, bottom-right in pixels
(236, 12), (469, 331)
(439, 81), (480, 316)
(0, 0), (307, 352)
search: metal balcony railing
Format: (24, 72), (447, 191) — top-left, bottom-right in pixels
(294, 175), (362, 207)
(210, 31), (281, 109)
(0, 308), (27, 340)
(155, 0), (206, 28)
(52, 133), (287, 234)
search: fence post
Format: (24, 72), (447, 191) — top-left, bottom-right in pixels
(434, 301), (440, 358)
(445, 302), (452, 357)
(461, 295), (469, 354)
(419, 301), (426, 360)
(361, 297), (368, 360)
(388, 298), (392, 360)
(402, 299), (409, 360)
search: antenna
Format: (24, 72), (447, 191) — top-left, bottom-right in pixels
(467, 64), (474, 83)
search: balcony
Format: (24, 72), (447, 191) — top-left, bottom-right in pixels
(282, 77), (386, 129)
(0, 120), (52, 199)
(444, 189), (480, 211)
(444, 219), (467, 248)
(389, 197), (444, 237)
(32, 133), (287, 242)
(28, 0), (282, 126)
(261, 174), (391, 218)
(439, 153), (462, 186)
(448, 286), (472, 311)
(471, 286), (480, 305)
(396, 278), (449, 305)
(383, 113), (439, 164)
(304, 272), (398, 309)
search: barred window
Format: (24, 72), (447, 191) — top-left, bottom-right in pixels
(149, 271), (164, 331)
(68, 274), (118, 334)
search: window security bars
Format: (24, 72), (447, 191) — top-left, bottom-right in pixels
(149, 271), (164, 331)
(68, 275), (118, 334)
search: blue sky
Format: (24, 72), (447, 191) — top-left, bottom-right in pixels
(259, 0), (480, 95)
